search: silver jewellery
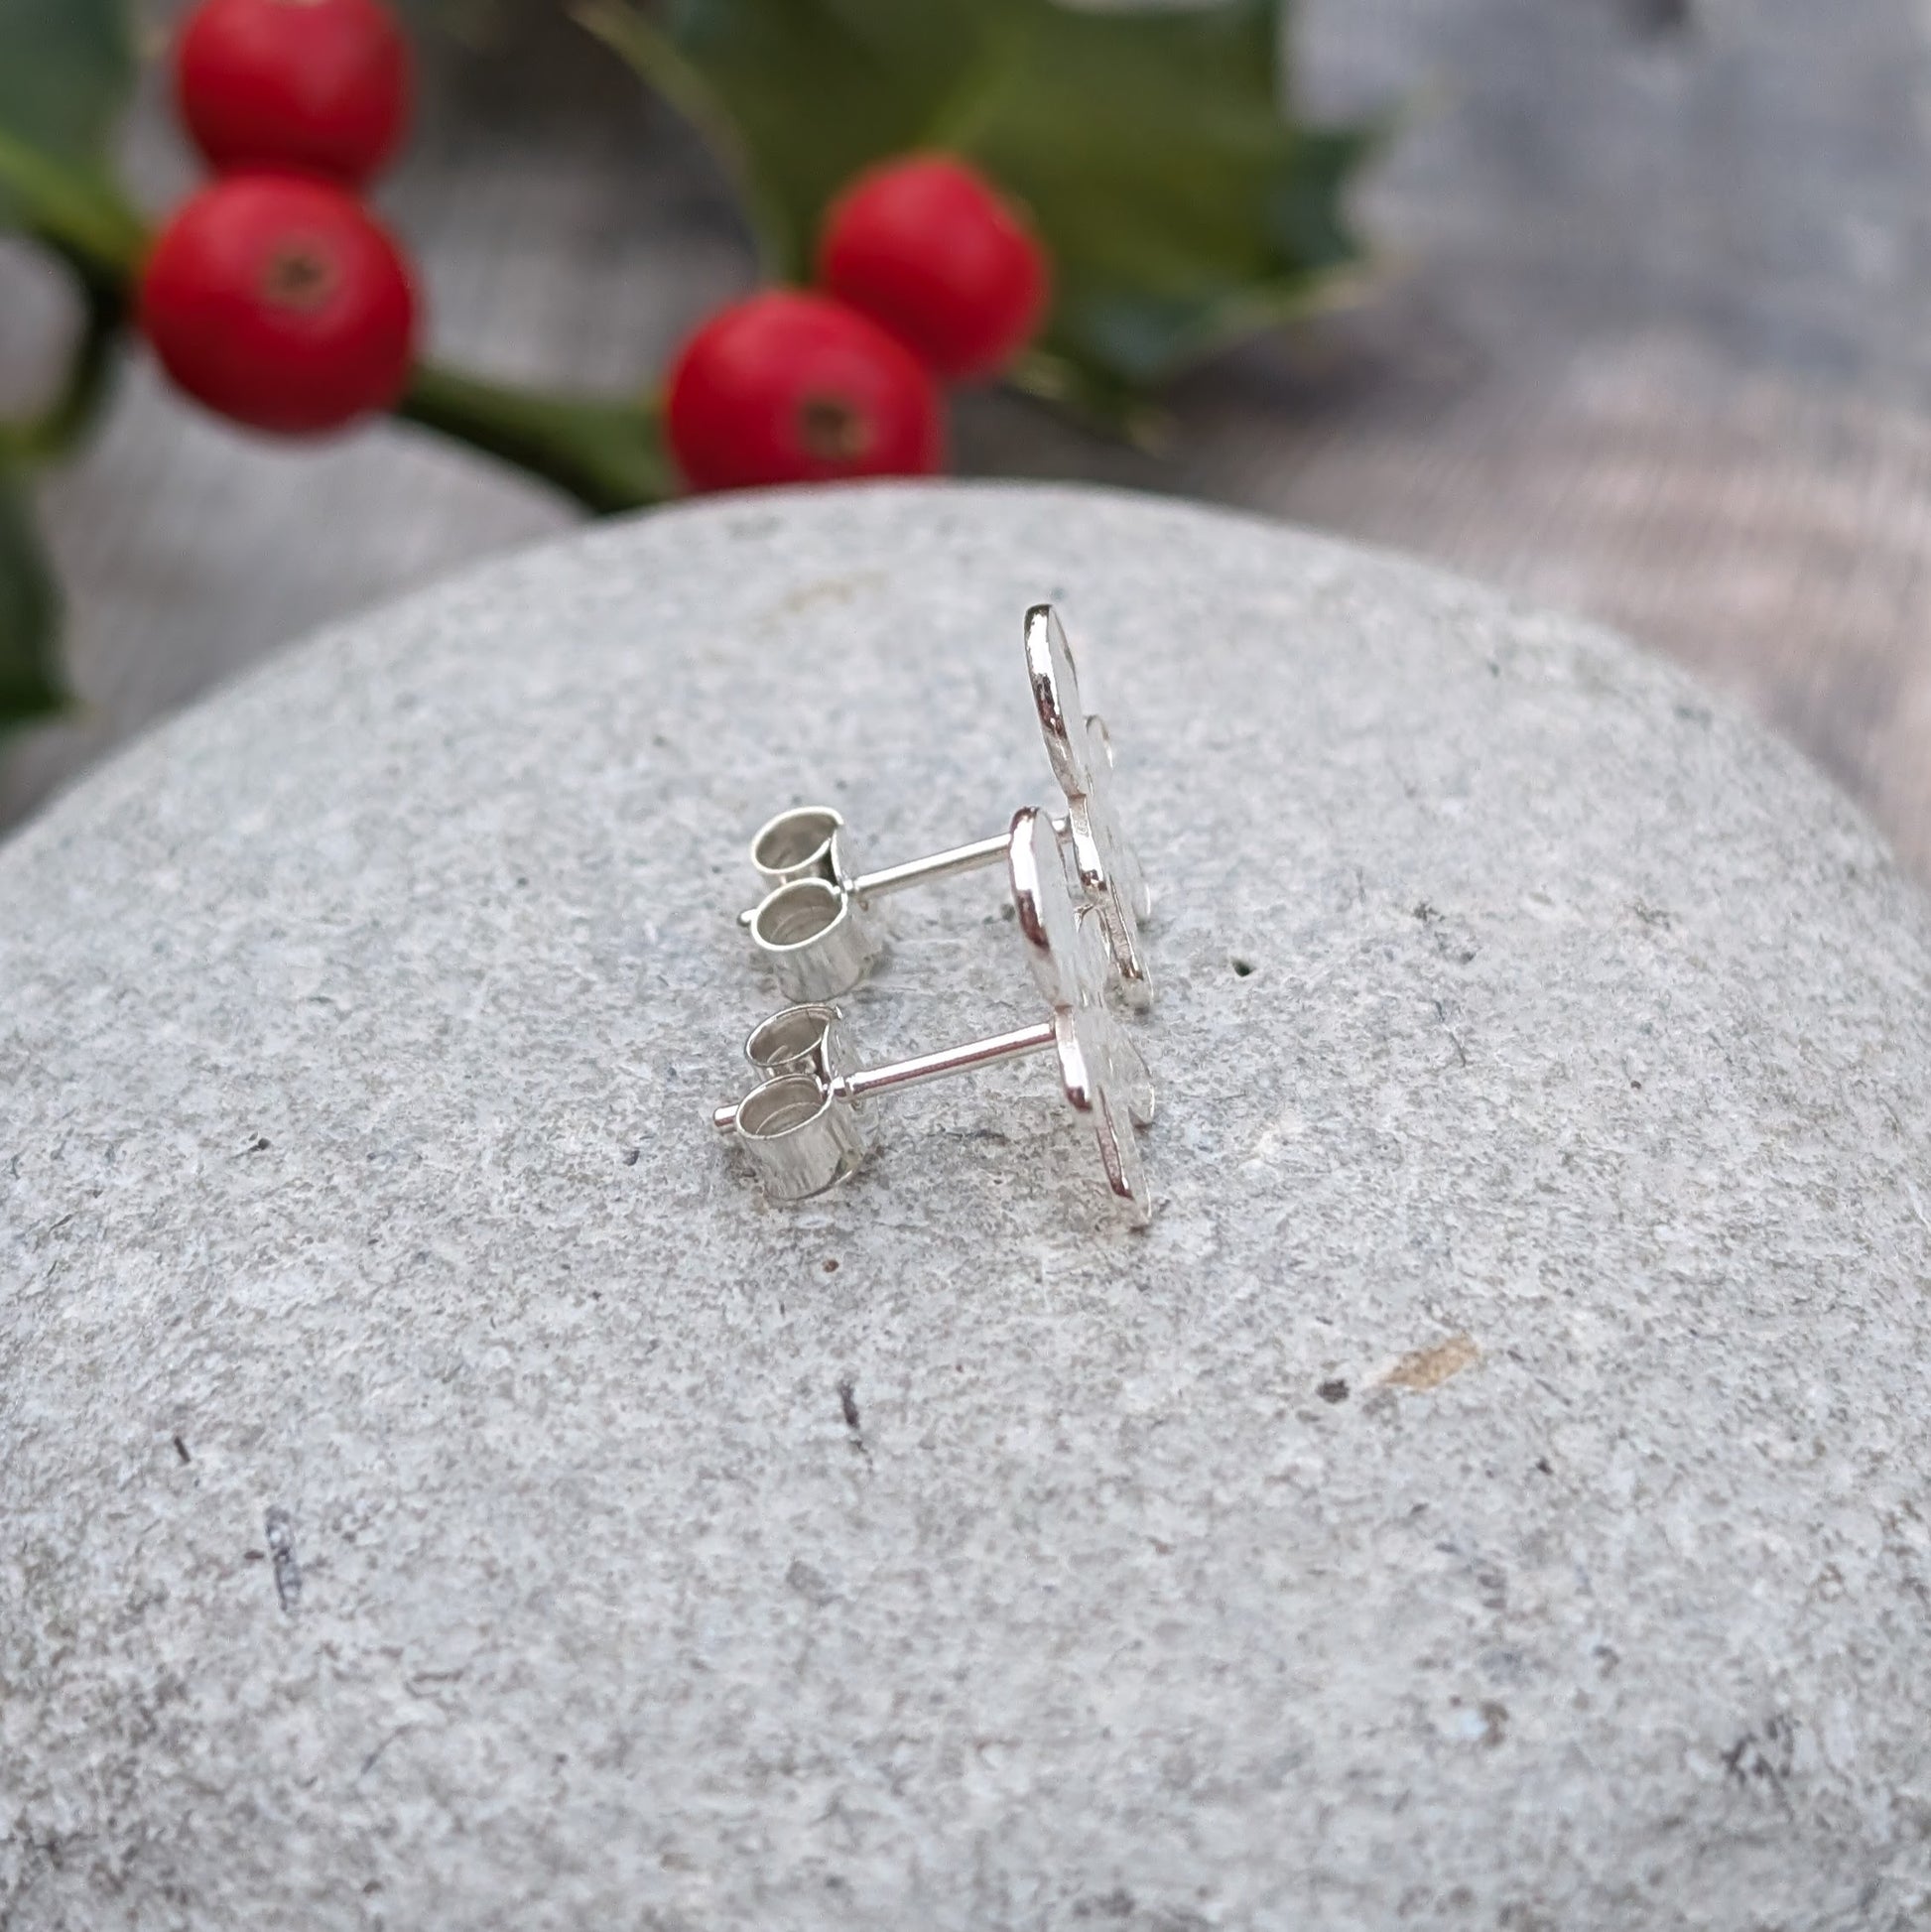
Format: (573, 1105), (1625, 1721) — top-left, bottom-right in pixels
(739, 604), (1154, 1010)
(1024, 601), (1152, 995)
(711, 603), (1157, 1221)
(736, 806), (1017, 1005)
(713, 807), (1156, 1223)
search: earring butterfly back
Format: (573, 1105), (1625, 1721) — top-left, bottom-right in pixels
(715, 808), (1156, 1222)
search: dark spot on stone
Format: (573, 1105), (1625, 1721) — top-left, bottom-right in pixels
(1535, 1456), (1554, 1475)
(1723, 1715), (1797, 1790)
(265, 1508), (301, 1613)
(172, 1434), (191, 1464)
(622, 1147), (641, 1166)
(823, 1256), (839, 1273)
(1623, 0), (1691, 35)
(1412, 901), (1439, 923)
(786, 1557), (837, 1606)
(1230, 956), (1256, 977)
(837, 1379), (870, 1461)
(242, 1135), (269, 1156)
(1317, 1378), (1350, 1404)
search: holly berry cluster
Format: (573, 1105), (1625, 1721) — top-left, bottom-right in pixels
(143, 0), (421, 437)
(667, 156), (1050, 491)
(138, 0), (1051, 493)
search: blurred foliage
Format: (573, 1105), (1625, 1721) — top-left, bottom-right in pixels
(0, 473), (64, 725)
(581, 0), (1376, 426)
(0, 0), (1378, 733)
(0, 0), (135, 235)
(390, 0), (522, 51)
(0, 0), (139, 731)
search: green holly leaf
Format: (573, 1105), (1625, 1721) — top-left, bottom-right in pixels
(0, 0), (135, 175)
(0, 471), (67, 733)
(963, 8), (1380, 389)
(579, 0), (1377, 402)
(0, 0), (144, 274)
(582, 0), (979, 273)
(0, 0), (137, 740)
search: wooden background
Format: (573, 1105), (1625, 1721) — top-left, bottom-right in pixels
(4, 0), (1929, 874)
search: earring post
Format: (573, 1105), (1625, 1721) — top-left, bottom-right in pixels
(847, 813), (1075, 905)
(712, 1017), (1057, 1131)
(849, 832), (1011, 903)
(837, 1018), (1057, 1100)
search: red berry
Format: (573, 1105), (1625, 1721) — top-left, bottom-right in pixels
(665, 291), (945, 494)
(175, 0), (412, 189)
(140, 174), (420, 436)
(818, 155), (1050, 382)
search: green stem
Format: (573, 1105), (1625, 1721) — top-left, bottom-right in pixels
(0, 135), (677, 514)
(0, 130), (146, 285)
(0, 276), (126, 466)
(396, 362), (673, 514)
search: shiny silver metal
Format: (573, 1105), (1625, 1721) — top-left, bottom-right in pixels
(744, 877), (882, 1005)
(737, 603), (1153, 1006)
(716, 807), (1156, 1222)
(744, 1001), (855, 1086)
(730, 1075), (869, 1202)
(1024, 602), (1153, 1007)
(745, 805), (1012, 905)
(738, 806), (1014, 1002)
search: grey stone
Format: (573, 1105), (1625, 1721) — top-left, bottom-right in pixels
(3, 483), (1929, 1932)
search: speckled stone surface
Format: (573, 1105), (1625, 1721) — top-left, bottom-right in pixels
(3, 484), (1930, 1932)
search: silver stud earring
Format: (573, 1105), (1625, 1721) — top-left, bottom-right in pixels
(738, 603), (1154, 1009)
(714, 806), (1156, 1223)
(1023, 602), (1153, 993)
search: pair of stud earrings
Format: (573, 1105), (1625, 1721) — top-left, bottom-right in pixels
(710, 605), (1157, 1223)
